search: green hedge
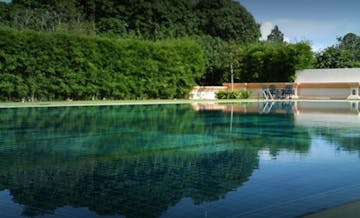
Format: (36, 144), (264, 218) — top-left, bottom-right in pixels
(0, 27), (205, 101)
(216, 90), (252, 99)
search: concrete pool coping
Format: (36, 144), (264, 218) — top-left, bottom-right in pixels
(301, 200), (360, 218)
(0, 99), (359, 108)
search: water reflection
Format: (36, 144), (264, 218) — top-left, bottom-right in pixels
(294, 101), (360, 154)
(0, 102), (359, 217)
(1, 150), (259, 218)
(195, 101), (360, 154)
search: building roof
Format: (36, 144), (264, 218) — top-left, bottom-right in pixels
(295, 68), (360, 83)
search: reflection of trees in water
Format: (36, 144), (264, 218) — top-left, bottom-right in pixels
(0, 105), (311, 217)
(0, 104), (311, 157)
(337, 137), (360, 153)
(197, 109), (311, 157)
(1, 149), (259, 218)
(312, 128), (360, 155)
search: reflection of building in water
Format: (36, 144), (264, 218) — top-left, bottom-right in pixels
(294, 101), (360, 128)
(294, 101), (360, 157)
(193, 101), (296, 114)
(192, 101), (360, 126)
(192, 101), (360, 157)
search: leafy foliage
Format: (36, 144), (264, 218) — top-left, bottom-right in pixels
(338, 33), (360, 61)
(0, 27), (205, 101)
(315, 33), (360, 68)
(0, 0), (265, 88)
(267, 25), (284, 43)
(195, 36), (242, 85)
(196, 39), (314, 85)
(315, 46), (357, 68)
(0, 0), (317, 89)
(288, 42), (315, 70)
(196, 0), (260, 43)
(241, 42), (314, 82)
(4, 0), (260, 43)
(216, 90), (252, 99)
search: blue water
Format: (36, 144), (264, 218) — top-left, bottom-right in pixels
(0, 102), (360, 218)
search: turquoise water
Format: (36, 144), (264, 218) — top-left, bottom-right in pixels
(0, 102), (360, 218)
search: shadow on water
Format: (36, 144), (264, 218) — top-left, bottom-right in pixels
(0, 102), (358, 217)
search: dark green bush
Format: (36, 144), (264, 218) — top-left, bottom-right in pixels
(239, 90), (252, 99)
(0, 27), (205, 101)
(216, 90), (252, 99)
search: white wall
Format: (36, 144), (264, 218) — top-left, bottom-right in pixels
(298, 88), (350, 99)
(190, 91), (217, 100)
(245, 88), (261, 99)
(296, 68), (360, 83)
(190, 86), (226, 100)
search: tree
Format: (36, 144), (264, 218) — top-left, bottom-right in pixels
(96, 18), (127, 36)
(195, 36), (231, 85)
(288, 41), (315, 70)
(267, 25), (284, 43)
(196, 0), (260, 43)
(338, 33), (359, 50)
(0, 73), (28, 101)
(5, 0), (261, 42)
(0, 2), (10, 26)
(337, 33), (360, 62)
(315, 46), (355, 68)
(241, 42), (313, 82)
(8, 0), (90, 33)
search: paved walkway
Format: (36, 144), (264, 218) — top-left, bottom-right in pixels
(302, 200), (360, 218)
(0, 99), (358, 108)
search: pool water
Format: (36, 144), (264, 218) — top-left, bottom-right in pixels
(0, 101), (360, 218)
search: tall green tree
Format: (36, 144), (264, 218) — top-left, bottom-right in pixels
(195, 36), (245, 85)
(196, 0), (260, 43)
(241, 42), (313, 82)
(289, 41), (315, 70)
(8, 0), (92, 33)
(267, 25), (284, 43)
(195, 36), (230, 85)
(338, 33), (360, 62)
(0, 2), (10, 26)
(315, 46), (355, 68)
(4, 0), (261, 42)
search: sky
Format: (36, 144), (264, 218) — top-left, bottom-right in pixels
(239, 0), (360, 51)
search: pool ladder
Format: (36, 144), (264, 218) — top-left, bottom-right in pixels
(261, 101), (275, 113)
(262, 88), (274, 100)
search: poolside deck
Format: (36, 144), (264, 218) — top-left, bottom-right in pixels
(0, 99), (359, 108)
(302, 200), (360, 218)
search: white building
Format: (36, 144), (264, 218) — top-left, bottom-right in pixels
(295, 68), (360, 99)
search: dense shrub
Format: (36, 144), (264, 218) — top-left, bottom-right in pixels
(241, 42), (314, 82)
(0, 27), (205, 101)
(216, 90), (252, 99)
(196, 40), (314, 85)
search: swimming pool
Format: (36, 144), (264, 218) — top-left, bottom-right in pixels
(0, 101), (359, 218)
